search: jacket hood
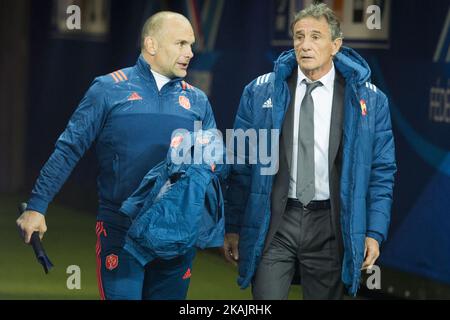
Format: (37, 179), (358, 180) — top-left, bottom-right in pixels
(274, 46), (371, 85)
(273, 49), (298, 81)
(334, 46), (371, 85)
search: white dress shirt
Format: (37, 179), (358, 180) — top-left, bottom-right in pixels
(151, 69), (171, 91)
(288, 64), (335, 200)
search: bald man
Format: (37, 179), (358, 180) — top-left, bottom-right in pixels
(16, 12), (218, 300)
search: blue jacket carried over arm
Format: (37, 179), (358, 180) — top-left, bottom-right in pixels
(225, 47), (397, 296)
(120, 130), (226, 266)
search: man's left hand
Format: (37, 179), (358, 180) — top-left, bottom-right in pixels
(361, 237), (380, 270)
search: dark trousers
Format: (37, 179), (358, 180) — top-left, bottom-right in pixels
(252, 204), (344, 300)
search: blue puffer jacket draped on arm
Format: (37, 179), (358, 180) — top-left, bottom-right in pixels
(120, 130), (226, 266)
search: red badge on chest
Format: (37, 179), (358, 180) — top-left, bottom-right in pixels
(179, 96), (191, 110)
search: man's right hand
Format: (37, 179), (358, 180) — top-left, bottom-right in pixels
(223, 233), (239, 266)
(16, 210), (47, 244)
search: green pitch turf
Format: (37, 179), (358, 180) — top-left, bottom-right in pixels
(0, 194), (302, 300)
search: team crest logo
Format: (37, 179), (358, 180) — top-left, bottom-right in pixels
(171, 135), (184, 148)
(360, 99), (367, 116)
(179, 96), (191, 110)
(105, 254), (118, 271)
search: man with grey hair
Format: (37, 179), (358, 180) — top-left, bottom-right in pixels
(17, 11), (218, 300)
(224, 3), (396, 299)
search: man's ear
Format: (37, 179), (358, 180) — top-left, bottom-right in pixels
(144, 36), (157, 56)
(332, 37), (343, 56)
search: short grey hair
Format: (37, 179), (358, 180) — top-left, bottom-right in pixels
(291, 2), (343, 40)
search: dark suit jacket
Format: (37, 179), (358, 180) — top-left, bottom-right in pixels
(265, 68), (346, 258)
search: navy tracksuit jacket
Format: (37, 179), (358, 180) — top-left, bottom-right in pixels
(27, 55), (217, 299)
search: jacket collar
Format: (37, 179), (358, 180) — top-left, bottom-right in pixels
(273, 46), (371, 86)
(136, 54), (184, 88)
